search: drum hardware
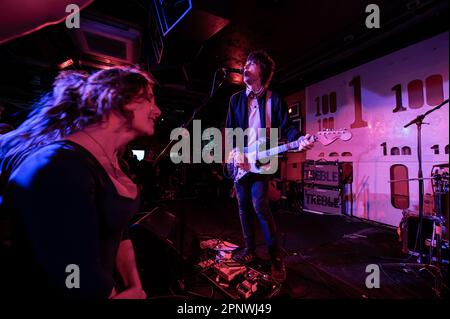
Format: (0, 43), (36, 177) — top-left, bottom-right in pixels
(402, 98), (448, 264)
(430, 170), (449, 265)
(392, 172), (449, 263)
(383, 99), (449, 298)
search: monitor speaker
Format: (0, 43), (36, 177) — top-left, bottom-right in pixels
(130, 207), (200, 294)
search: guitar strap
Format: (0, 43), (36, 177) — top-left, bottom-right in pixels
(265, 90), (272, 140)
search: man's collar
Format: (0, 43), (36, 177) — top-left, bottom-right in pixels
(246, 86), (265, 99)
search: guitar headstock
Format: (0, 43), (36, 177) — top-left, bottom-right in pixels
(315, 128), (352, 146)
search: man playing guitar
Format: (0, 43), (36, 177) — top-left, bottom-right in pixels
(225, 50), (314, 283)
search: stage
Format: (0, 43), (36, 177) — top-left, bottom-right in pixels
(130, 197), (448, 299)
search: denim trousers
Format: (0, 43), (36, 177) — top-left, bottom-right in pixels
(234, 173), (281, 262)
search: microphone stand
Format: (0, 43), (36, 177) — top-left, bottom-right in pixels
(403, 98), (448, 263)
(154, 69), (229, 166)
(152, 69), (230, 291)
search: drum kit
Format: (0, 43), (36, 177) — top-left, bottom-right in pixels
(389, 166), (448, 298)
(388, 99), (449, 298)
(397, 166), (449, 259)
(424, 165), (449, 261)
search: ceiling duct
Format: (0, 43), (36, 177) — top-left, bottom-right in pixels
(70, 14), (141, 66)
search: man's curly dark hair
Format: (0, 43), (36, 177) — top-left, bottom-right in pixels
(247, 50), (275, 87)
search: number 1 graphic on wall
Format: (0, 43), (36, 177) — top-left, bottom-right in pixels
(349, 76), (368, 128)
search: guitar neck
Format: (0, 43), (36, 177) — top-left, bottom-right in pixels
(252, 129), (349, 159)
(257, 140), (300, 158)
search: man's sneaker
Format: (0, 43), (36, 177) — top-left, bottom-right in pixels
(271, 259), (286, 283)
(233, 249), (256, 264)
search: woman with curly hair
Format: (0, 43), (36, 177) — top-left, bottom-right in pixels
(1, 67), (161, 299)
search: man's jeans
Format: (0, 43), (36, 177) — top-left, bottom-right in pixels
(234, 173), (281, 262)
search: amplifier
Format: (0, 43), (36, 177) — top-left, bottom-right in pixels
(303, 161), (352, 187)
(303, 186), (342, 215)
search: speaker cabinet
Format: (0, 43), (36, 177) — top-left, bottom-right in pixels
(130, 207), (200, 294)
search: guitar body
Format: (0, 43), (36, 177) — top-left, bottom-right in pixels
(226, 142), (274, 182)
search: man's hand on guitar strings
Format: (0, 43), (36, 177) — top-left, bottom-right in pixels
(298, 134), (315, 151)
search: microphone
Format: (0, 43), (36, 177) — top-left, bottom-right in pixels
(221, 67), (243, 75)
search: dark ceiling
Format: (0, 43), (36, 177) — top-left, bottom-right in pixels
(0, 0), (448, 142)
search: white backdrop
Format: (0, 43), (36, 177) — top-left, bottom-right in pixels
(305, 32), (449, 226)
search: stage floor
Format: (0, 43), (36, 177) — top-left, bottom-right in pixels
(133, 197), (448, 299)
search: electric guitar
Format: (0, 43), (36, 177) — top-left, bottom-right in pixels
(225, 129), (352, 183)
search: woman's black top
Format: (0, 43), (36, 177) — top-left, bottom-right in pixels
(3, 140), (140, 298)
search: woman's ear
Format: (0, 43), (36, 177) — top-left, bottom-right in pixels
(123, 100), (140, 111)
